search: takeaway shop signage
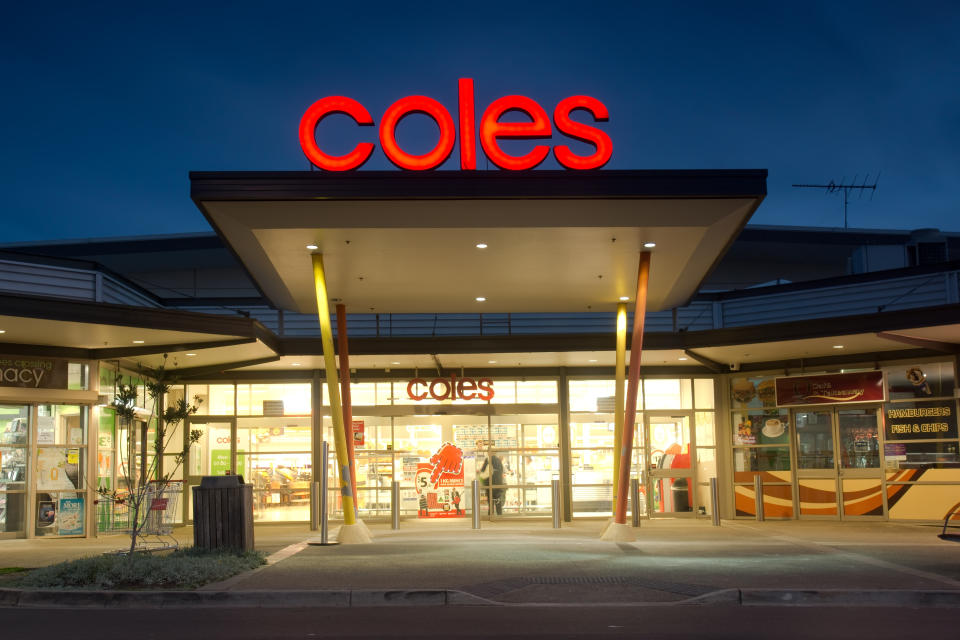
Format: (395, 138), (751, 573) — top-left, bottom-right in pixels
(407, 374), (494, 402)
(775, 371), (885, 407)
(0, 356), (69, 389)
(300, 78), (612, 171)
(884, 400), (958, 441)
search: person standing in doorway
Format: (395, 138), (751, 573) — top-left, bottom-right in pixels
(478, 446), (506, 515)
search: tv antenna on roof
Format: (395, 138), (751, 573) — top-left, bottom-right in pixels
(792, 173), (880, 229)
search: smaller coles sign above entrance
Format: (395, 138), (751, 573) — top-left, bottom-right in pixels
(407, 374), (494, 402)
(299, 78), (612, 172)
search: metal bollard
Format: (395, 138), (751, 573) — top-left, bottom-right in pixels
(710, 477), (720, 526)
(630, 478), (641, 527)
(391, 481), (400, 530)
(551, 479), (561, 528)
(471, 479), (481, 529)
(320, 442), (331, 544)
(310, 481), (320, 531)
(754, 474), (765, 522)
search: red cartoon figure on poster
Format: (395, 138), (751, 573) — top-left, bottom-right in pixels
(429, 442), (463, 488)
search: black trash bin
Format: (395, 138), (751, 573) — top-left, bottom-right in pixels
(192, 475), (255, 552)
(670, 478), (690, 512)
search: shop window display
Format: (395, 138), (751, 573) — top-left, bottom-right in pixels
(35, 404), (88, 537)
(0, 405), (29, 534)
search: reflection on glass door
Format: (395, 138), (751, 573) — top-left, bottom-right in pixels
(184, 419), (233, 522)
(836, 409), (884, 518)
(645, 414), (693, 515)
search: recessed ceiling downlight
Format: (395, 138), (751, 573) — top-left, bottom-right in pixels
(475, 297), (486, 302)
(306, 244), (318, 250)
(643, 242), (656, 248)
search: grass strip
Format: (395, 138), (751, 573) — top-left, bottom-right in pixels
(15, 547), (266, 590)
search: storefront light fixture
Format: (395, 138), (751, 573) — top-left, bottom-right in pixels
(618, 296), (629, 301)
(833, 345), (844, 349)
(643, 242), (656, 248)
(488, 360), (497, 364)
(475, 296), (486, 302)
(306, 244), (318, 250)
(185, 353), (197, 357)
(291, 362), (302, 366)
(0, 329), (5, 334)
(678, 356), (688, 361)
(588, 359), (598, 362)
(132, 340), (145, 344)
(476, 242), (488, 249)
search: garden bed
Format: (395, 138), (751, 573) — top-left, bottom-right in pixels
(7, 547), (265, 590)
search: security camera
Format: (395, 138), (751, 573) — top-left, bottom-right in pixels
(729, 363), (741, 372)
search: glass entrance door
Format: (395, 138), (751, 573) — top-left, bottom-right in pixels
(836, 408), (884, 518)
(794, 408), (884, 519)
(644, 413), (694, 516)
(184, 419), (234, 523)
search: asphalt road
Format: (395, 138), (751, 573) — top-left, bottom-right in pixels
(3, 605), (956, 639)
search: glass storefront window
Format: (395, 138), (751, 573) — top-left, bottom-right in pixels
(237, 383), (310, 416)
(67, 363), (90, 390)
(644, 379), (692, 410)
(0, 406), (29, 533)
(697, 448), (717, 478)
(696, 412), (715, 447)
(516, 381), (558, 404)
(734, 447), (791, 472)
(894, 441), (960, 468)
(693, 378), (715, 409)
(733, 410), (789, 446)
(796, 410), (834, 469)
(190, 384), (235, 415)
(570, 419), (615, 448)
(837, 409), (880, 469)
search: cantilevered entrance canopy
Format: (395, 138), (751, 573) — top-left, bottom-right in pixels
(191, 171), (766, 314)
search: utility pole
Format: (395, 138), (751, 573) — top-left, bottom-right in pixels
(792, 173), (879, 229)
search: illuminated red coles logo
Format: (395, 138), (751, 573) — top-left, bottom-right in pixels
(299, 78), (611, 172)
(407, 374), (494, 402)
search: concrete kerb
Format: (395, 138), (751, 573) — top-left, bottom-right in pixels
(3, 587), (960, 609)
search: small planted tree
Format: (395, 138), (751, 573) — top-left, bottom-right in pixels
(98, 355), (202, 556)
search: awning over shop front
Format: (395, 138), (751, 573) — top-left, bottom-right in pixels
(191, 170), (767, 315)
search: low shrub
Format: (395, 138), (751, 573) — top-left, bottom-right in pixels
(16, 547), (266, 590)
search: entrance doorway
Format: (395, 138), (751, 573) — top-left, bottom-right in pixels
(643, 412), (694, 516)
(184, 419), (235, 523)
(793, 407), (884, 519)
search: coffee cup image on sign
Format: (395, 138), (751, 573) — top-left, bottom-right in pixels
(762, 418), (786, 438)
(732, 380), (756, 404)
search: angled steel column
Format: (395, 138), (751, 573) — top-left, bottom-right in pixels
(336, 303), (359, 516)
(612, 302), (627, 511)
(312, 254), (356, 526)
(613, 252), (651, 525)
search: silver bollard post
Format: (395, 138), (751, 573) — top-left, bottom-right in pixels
(710, 477), (720, 526)
(754, 474), (765, 522)
(310, 481), (320, 531)
(630, 478), (641, 527)
(391, 480), (400, 530)
(551, 478), (561, 529)
(308, 442), (338, 546)
(471, 479), (481, 529)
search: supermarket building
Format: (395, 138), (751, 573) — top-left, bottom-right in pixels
(1, 86), (959, 538)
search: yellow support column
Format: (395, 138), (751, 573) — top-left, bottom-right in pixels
(612, 303), (627, 510)
(312, 253), (369, 543)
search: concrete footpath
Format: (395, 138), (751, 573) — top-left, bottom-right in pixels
(3, 518), (960, 607)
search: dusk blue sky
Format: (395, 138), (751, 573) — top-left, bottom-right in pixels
(3, 1), (958, 243)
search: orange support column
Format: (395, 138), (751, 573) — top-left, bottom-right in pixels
(336, 303), (359, 517)
(603, 251), (651, 541)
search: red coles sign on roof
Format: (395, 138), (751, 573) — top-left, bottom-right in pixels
(299, 79), (612, 172)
